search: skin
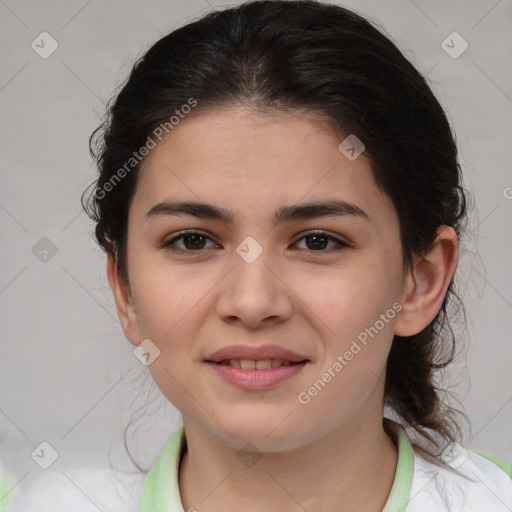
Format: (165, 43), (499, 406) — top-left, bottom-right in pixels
(107, 105), (458, 512)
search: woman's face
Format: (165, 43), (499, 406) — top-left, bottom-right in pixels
(119, 106), (409, 451)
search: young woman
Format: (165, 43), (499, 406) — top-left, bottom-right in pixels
(5, 1), (511, 511)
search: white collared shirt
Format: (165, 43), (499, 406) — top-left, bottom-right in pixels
(4, 419), (512, 511)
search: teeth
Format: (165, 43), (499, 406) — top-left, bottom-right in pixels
(256, 359), (271, 370)
(220, 359), (294, 369)
(240, 359), (256, 370)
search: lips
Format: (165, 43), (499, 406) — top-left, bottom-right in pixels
(204, 344), (310, 390)
(217, 359), (295, 369)
(205, 344), (309, 390)
(206, 344), (309, 365)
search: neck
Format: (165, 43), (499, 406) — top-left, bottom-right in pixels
(178, 407), (398, 512)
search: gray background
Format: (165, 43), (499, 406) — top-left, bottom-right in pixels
(1, 0), (511, 487)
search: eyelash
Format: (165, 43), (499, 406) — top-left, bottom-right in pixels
(161, 230), (350, 254)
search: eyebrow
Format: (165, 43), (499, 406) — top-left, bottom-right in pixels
(144, 199), (370, 225)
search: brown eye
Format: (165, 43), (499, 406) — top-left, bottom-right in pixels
(161, 230), (349, 255)
(294, 231), (349, 252)
(162, 231), (218, 253)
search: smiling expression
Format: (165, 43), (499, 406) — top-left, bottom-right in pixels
(115, 105), (409, 451)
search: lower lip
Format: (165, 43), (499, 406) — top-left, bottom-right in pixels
(207, 362), (308, 390)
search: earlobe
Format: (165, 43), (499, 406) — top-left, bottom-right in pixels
(106, 254), (141, 346)
(394, 226), (459, 337)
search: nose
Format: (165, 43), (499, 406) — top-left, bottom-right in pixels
(215, 240), (294, 329)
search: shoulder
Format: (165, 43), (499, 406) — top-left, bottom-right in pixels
(7, 467), (147, 512)
(407, 442), (512, 511)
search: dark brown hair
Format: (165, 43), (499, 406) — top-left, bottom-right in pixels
(82, 0), (469, 470)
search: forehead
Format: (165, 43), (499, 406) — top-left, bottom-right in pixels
(131, 106), (397, 227)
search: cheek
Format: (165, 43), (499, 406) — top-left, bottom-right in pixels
(136, 293), (209, 412)
(295, 353), (385, 442)
(300, 258), (402, 339)
(129, 257), (211, 338)
(298, 254), (402, 405)
(296, 274), (399, 429)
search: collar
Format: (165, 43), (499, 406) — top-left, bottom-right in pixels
(138, 418), (414, 512)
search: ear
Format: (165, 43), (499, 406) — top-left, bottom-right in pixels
(394, 226), (459, 337)
(106, 254), (141, 346)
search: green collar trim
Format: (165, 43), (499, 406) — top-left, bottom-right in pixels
(382, 419), (414, 512)
(138, 426), (186, 512)
(138, 419), (414, 512)
(477, 451), (512, 478)
(0, 464), (19, 512)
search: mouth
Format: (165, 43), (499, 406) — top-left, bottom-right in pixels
(204, 344), (309, 390)
(206, 359), (308, 390)
(212, 359), (305, 369)
(205, 344), (309, 365)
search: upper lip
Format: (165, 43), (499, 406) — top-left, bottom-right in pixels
(206, 344), (309, 363)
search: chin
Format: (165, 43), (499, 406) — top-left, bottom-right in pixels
(207, 412), (311, 453)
